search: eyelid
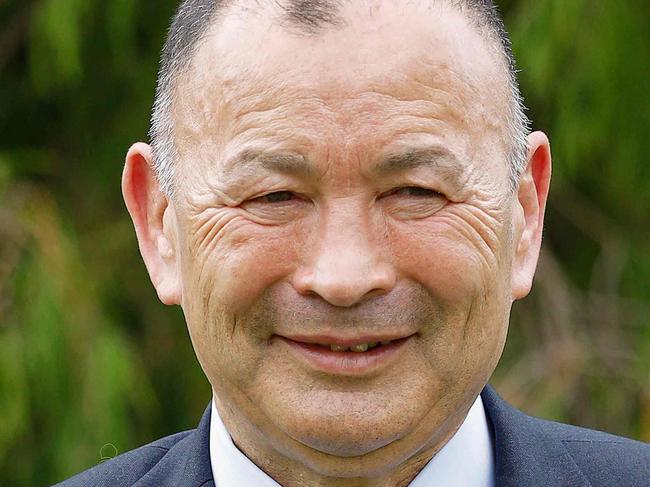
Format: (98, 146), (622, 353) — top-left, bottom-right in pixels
(382, 185), (445, 197)
(249, 190), (296, 203)
(244, 190), (313, 208)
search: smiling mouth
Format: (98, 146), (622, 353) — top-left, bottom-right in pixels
(275, 334), (414, 375)
(288, 337), (408, 352)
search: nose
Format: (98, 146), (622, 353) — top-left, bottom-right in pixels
(292, 210), (396, 307)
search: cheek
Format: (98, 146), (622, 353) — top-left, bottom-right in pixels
(389, 215), (510, 379)
(390, 200), (513, 301)
(390, 220), (489, 302)
(179, 216), (309, 387)
(184, 214), (307, 315)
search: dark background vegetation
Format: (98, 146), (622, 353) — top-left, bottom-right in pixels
(1, 0), (649, 484)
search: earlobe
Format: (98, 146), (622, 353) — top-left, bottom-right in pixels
(511, 131), (552, 300)
(122, 142), (181, 305)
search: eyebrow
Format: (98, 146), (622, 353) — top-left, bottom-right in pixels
(222, 145), (466, 187)
(372, 146), (466, 183)
(223, 149), (315, 180)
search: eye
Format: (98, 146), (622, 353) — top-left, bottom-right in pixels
(387, 186), (443, 198)
(380, 186), (447, 219)
(239, 190), (309, 222)
(249, 191), (297, 204)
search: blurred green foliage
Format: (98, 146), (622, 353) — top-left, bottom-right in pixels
(0, 0), (648, 484)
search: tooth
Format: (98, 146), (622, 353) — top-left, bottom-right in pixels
(380, 340), (391, 346)
(351, 343), (369, 352)
(330, 344), (347, 352)
(367, 342), (378, 348)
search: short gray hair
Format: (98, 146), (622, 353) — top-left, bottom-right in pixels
(149, 0), (530, 197)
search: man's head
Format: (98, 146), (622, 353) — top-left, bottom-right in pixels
(122, 0), (551, 483)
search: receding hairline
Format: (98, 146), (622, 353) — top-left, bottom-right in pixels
(149, 0), (530, 198)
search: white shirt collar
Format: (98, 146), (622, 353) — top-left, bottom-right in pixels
(209, 394), (494, 487)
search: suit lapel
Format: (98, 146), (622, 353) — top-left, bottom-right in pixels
(481, 385), (590, 487)
(135, 404), (215, 487)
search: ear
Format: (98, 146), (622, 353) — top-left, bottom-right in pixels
(122, 142), (181, 305)
(511, 131), (552, 300)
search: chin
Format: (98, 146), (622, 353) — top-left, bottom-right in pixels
(293, 422), (400, 457)
(279, 412), (434, 480)
(263, 386), (437, 458)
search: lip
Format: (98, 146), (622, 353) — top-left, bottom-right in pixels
(276, 334), (414, 376)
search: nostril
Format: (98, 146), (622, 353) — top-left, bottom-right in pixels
(291, 266), (318, 296)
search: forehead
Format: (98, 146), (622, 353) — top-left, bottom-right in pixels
(173, 0), (511, 179)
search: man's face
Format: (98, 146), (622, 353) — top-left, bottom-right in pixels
(163, 1), (526, 477)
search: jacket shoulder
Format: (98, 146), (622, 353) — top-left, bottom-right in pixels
(535, 417), (650, 485)
(482, 385), (650, 486)
(54, 429), (195, 486)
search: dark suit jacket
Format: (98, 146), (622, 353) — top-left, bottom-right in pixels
(55, 385), (650, 486)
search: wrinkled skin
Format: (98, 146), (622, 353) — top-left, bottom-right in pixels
(122, 1), (551, 486)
